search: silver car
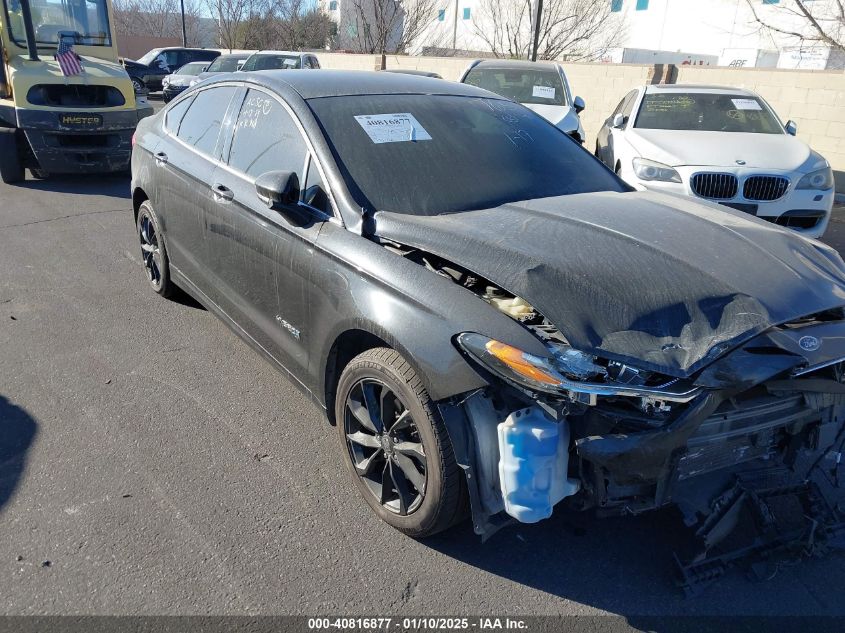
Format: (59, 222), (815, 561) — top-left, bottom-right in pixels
(459, 59), (586, 143)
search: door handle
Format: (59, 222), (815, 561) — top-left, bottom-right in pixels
(211, 183), (234, 202)
(154, 151), (168, 165)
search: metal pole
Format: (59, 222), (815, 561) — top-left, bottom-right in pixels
(452, 0), (458, 53)
(180, 0), (188, 47)
(530, 0), (543, 61)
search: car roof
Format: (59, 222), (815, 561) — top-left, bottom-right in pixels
(381, 69), (441, 78)
(222, 69), (496, 100)
(643, 84), (758, 96)
(217, 53), (251, 59)
(248, 50), (308, 56)
(468, 59), (561, 72)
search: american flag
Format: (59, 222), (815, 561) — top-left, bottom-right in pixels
(55, 38), (83, 77)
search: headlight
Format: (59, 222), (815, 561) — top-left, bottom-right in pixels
(796, 166), (834, 190)
(162, 76), (170, 87)
(457, 333), (567, 393)
(632, 158), (682, 183)
(456, 332), (701, 403)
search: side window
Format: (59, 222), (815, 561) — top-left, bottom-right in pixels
(302, 155), (331, 215)
(228, 89), (307, 179)
(159, 51), (180, 71)
(165, 95), (193, 133)
(176, 86), (237, 156)
(311, 56), (320, 69)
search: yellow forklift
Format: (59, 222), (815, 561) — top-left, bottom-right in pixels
(0, 0), (152, 183)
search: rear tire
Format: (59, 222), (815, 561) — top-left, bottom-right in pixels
(136, 201), (175, 298)
(0, 129), (25, 184)
(335, 348), (467, 538)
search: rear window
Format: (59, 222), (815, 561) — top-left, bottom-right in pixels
(206, 56), (247, 72)
(634, 92), (783, 134)
(241, 54), (301, 71)
(176, 86), (238, 156)
(463, 67), (566, 106)
(308, 94), (624, 217)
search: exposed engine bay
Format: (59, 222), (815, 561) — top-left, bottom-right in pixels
(387, 240), (845, 593)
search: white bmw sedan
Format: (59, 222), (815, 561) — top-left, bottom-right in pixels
(596, 84), (835, 238)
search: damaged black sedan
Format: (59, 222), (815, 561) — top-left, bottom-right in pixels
(131, 72), (845, 578)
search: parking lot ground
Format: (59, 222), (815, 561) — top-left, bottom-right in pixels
(2, 174), (845, 622)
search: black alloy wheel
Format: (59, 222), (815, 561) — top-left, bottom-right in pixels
(136, 201), (174, 297)
(343, 378), (427, 515)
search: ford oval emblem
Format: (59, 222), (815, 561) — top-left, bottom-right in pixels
(735, 159), (746, 165)
(799, 336), (821, 352)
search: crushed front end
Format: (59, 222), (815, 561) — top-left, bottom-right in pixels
(441, 300), (845, 591)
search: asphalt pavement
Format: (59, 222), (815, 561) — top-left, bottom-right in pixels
(3, 147), (845, 622)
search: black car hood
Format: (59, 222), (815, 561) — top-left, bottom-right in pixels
(374, 191), (845, 377)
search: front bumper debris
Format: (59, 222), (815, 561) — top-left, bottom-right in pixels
(675, 474), (845, 596)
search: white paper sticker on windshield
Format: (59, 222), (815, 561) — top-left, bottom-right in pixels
(532, 85), (556, 99)
(354, 113), (432, 144)
(283, 58), (298, 67)
(731, 98), (762, 111)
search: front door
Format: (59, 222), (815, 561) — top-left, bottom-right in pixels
(204, 88), (327, 376)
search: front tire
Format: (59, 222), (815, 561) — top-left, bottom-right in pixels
(136, 201), (175, 298)
(131, 77), (145, 94)
(0, 129), (25, 184)
(335, 348), (467, 538)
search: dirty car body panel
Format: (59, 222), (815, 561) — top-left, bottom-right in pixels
(131, 71), (845, 579)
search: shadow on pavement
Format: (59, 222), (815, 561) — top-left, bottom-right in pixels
(0, 395), (37, 512)
(19, 173), (131, 199)
(422, 500), (845, 622)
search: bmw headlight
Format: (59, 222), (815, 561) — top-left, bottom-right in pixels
(632, 158), (682, 183)
(796, 166), (834, 190)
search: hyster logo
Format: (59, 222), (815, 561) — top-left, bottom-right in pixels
(60, 115), (101, 126)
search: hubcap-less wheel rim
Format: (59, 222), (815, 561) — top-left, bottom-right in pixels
(344, 378), (427, 515)
(139, 214), (163, 288)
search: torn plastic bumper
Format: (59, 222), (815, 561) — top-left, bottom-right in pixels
(675, 475), (845, 596)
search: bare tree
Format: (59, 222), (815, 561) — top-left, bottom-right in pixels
(203, 0), (264, 50)
(473, 0), (625, 61)
(338, 0), (440, 54)
(275, 0), (335, 49)
(113, 0), (203, 45)
(744, 0), (844, 52)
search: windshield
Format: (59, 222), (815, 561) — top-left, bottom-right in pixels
(463, 67), (566, 106)
(241, 54), (301, 71)
(4, 0), (112, 46)
(308, 95), (624, 216)
(175, 62), (206, 76)
(634, 93), (783, 134)
(206, 55), (247, 73)
(136, 48), (163, 66)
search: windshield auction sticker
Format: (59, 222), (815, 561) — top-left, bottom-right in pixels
(532, 85), (555, 99)
(354, 113), (432, 144)
(731, 98), (762, 110)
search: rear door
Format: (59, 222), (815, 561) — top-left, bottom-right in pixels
(154, 85), (240, 289)
(205, 87), (329, 374)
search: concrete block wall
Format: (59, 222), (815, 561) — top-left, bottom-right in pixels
(315, 52), (845, 193)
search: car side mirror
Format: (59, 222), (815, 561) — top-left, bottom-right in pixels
(785, 120), (797, 136)
(255, 170), (300, 209)
(612, 113), (625, 129)
(573, 96), (585, 114)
